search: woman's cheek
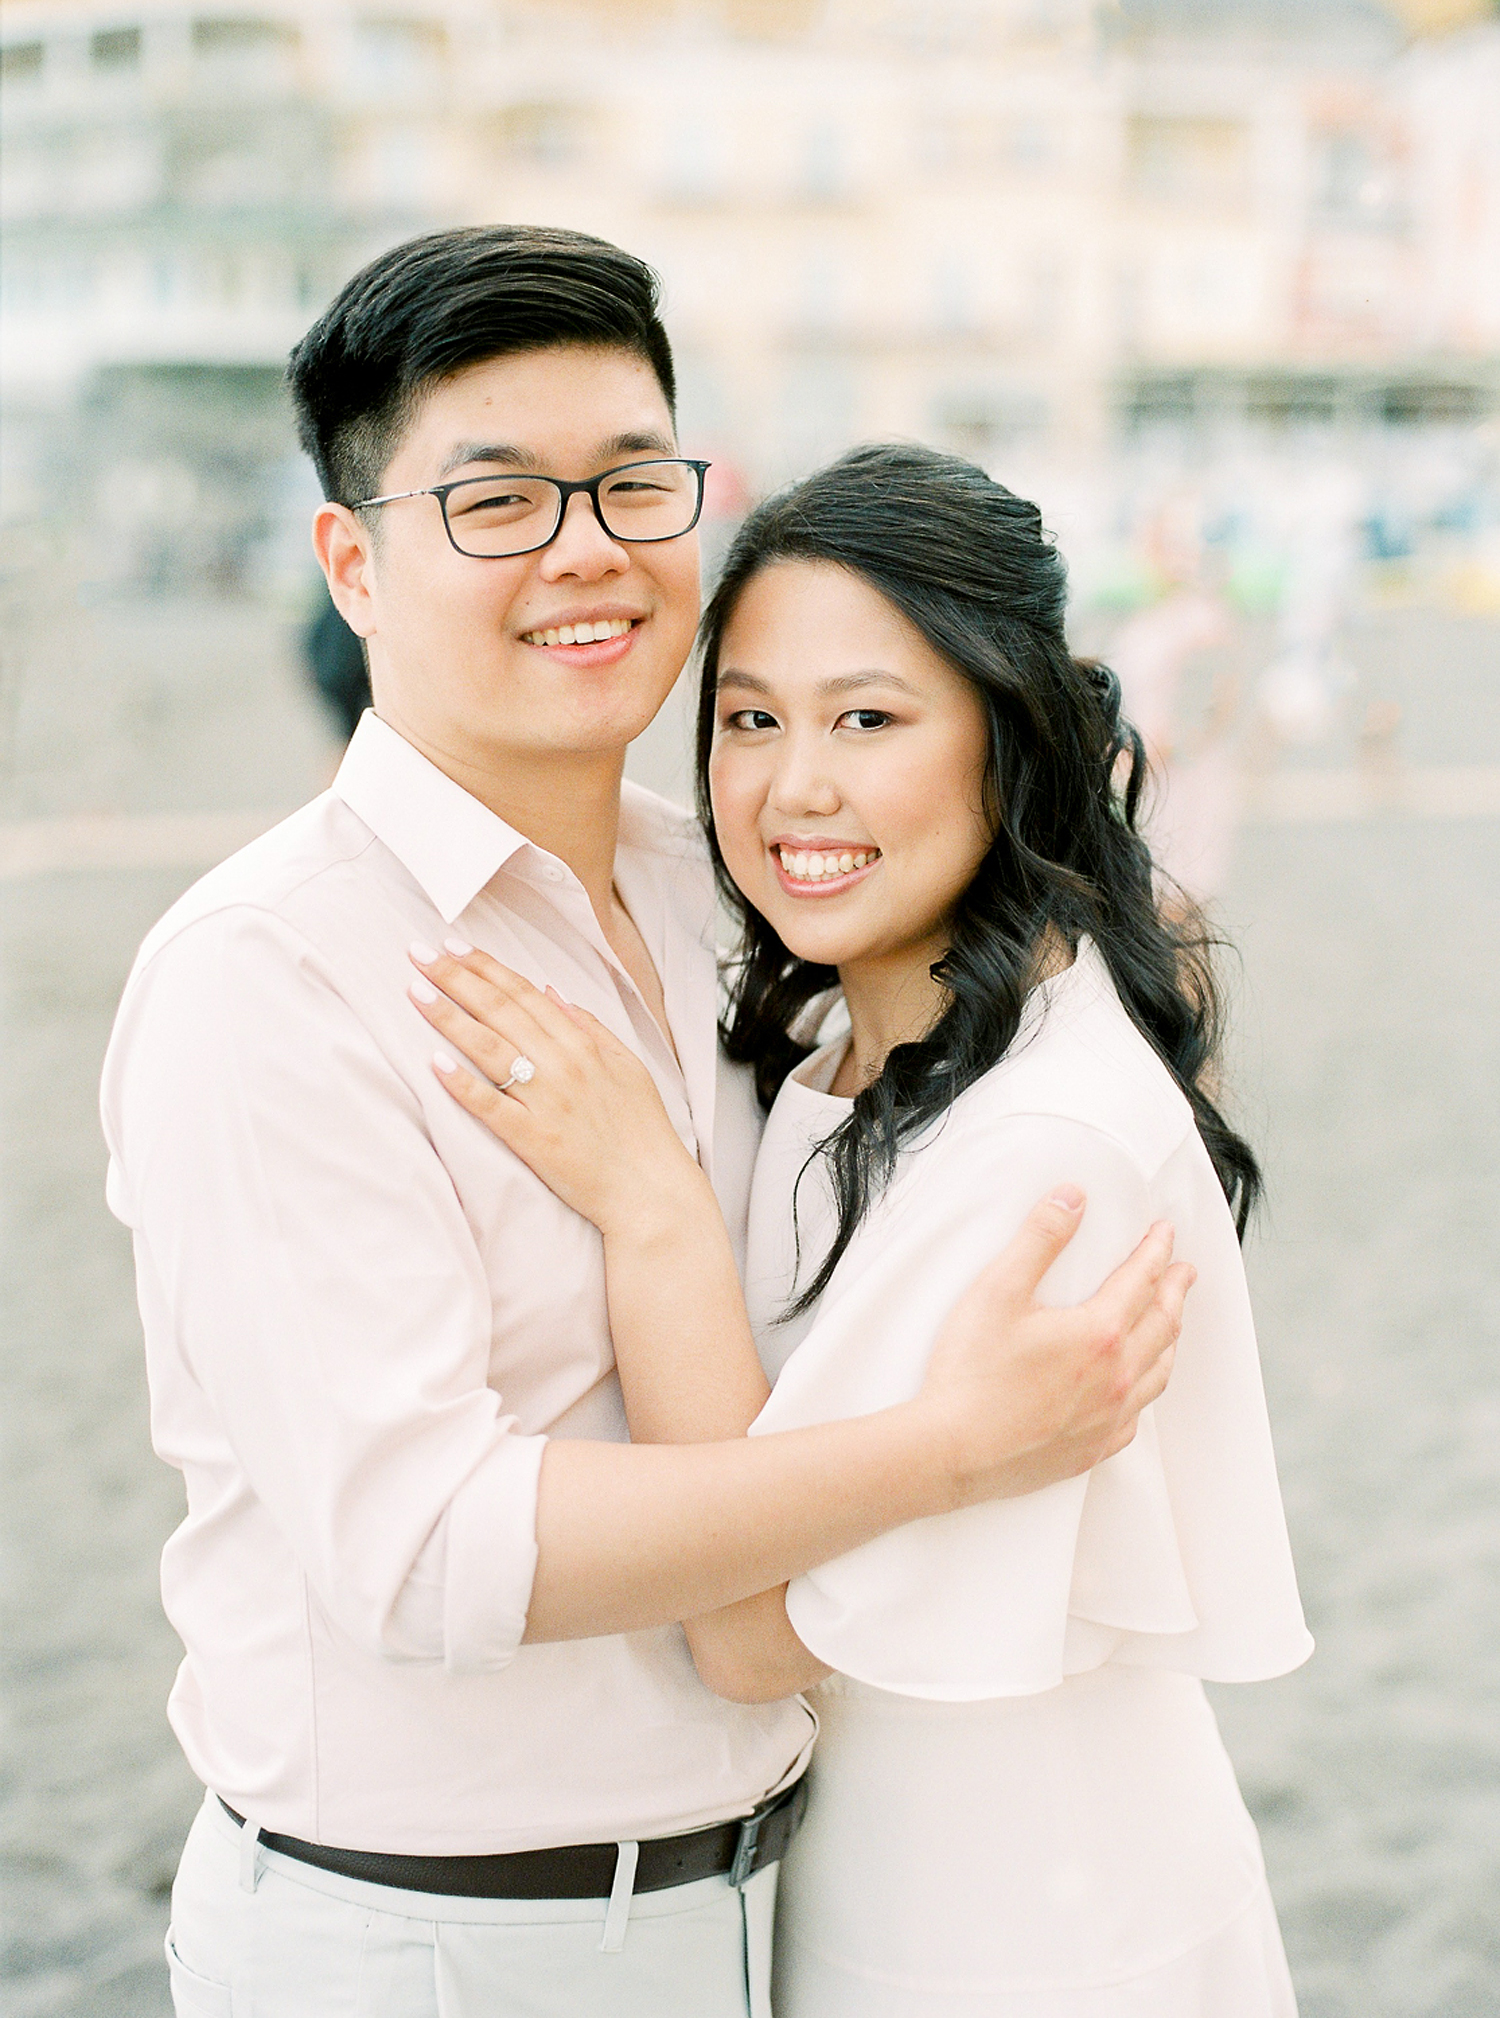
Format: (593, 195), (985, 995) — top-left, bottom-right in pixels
(709, 759), (762, 887)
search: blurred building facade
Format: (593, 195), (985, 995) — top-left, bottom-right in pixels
(2, 0), (1498, 588)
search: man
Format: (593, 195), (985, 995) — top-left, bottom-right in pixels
(102, 226), (1189, 2018)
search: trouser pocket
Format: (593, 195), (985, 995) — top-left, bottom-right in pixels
(165, 1931), (234, 2017)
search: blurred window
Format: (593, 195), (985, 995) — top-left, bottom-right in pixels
(1123, 373), (1198, 429)
(1, 40), (44, 83)
(1381, 382), (1484, 426)
(914, 110), (1002, 175)
(1311, 127), (1402, 230)
(74, 133), (160, 212)
(783, 356), (856, 471)
(0, 145), (48, 219)
(796, 250), (846, 330)
(91, 27), (142, 70)
(499, 103), (585, 171)
(1007, 116), (1056, 169)
(1126, 115), (1249, 205)
(917, 110), (1058, 177)
(800, 122), (844, 201)
(931, 255), (977, 335)
(1244, 375), (1340, 427)
(933, 385), (1047, 457)
(192, 18), (299, 58)
(353, 16), (448, 83)
(357, 127), (438, 203)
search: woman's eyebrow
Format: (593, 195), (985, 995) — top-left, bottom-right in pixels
(819, 670), (922, 698)
(718, 669), (922, 698)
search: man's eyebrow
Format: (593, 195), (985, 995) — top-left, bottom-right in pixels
(596, 429), (678, 460)
(435, 431), (677, 481)
(436, 441), (541, 478)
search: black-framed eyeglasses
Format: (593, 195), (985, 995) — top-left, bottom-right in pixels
(347, 458), (711, 559)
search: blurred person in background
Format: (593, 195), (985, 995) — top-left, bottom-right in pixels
(415, 443), (1312, 2016)
(99, 225), (1189, 2018)
(302, 581), (372, 741)
(1107, 491), (1243, 908)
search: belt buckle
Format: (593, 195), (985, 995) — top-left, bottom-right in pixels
(728, 1810), (762, 1890)
(729, 1775), (806, 1890)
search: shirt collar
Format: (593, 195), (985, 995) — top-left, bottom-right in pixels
(332, 713), (529, 924)
(332, 711), (706, 925)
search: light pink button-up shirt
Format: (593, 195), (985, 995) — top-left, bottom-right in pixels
(101, 714), (814, 1855)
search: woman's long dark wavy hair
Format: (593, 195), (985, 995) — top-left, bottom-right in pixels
(695, 443), (1261, 1313)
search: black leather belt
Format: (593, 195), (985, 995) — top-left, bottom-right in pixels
(218, 1775), (806, 1900)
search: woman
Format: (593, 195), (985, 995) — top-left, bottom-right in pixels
(409, 445), (1312, 2013)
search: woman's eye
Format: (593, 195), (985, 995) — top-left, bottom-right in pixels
(724, 709), (778, 732)
(839, 708), (891, 731)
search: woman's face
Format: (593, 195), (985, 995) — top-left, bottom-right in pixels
(708, 560), (995, 982)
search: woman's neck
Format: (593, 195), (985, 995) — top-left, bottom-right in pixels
(831, 947), (949, 1099)
(830, 925), (1075, 1099)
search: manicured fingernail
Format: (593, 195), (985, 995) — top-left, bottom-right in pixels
(1049, 1184), (1084, 1211)
(410, 977), (438, 1004)
(432, 1048), (459, 1074)
(444, 936), (474, 957)
(1150, 1220), (1174, 1240)
(545, 985), (566, 1003)
(410, 941), (440, 965)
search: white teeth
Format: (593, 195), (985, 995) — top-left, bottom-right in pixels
(523, 618), (634, 646)
(778, 846), (877, 881)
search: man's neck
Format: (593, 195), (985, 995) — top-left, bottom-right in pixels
(377, 707), (625, 914)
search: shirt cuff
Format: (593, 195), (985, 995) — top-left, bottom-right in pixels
(441, 1427), (549, 1673)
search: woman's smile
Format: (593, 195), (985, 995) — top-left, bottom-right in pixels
(770, 838), (883, 896)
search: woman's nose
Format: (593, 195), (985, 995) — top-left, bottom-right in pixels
(768, 740), (841, 818)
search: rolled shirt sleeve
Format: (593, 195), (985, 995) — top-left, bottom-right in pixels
(103, 905), (546, 1672)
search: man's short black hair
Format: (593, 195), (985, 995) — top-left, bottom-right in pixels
(287, 224), (678, 505)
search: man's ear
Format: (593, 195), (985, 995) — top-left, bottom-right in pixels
(314, 504), (377, 639)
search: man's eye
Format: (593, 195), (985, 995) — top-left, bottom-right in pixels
(450, 490), (533, 518)
(725, 709), (778, 731)
(840, 708), (891, 731)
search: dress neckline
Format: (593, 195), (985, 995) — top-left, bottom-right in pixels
(782, 937), (1100, 1111)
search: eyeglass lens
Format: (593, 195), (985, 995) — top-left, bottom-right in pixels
(441, 461), (700, 557)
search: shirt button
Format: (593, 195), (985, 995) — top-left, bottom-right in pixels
(544, 866), (566, 884)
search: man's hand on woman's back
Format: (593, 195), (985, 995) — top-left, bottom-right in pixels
(914, 1188), (1191, 1511)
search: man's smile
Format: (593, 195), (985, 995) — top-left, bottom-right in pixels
(520, 616), (637, 647)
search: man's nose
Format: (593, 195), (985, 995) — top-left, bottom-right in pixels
(538, 490), (629, 580)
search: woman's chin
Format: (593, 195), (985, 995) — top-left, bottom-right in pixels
(767, 918), (863, 971)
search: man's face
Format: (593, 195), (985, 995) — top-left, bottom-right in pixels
(318, 344), (701, 774)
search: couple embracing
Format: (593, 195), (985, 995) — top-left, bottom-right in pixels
(102, 225), (1311, 2018)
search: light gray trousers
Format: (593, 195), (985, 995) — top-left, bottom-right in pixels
(167, 1792), (778, 2018)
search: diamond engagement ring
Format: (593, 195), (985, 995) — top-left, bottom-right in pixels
(499, 1055), (536, 1092)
